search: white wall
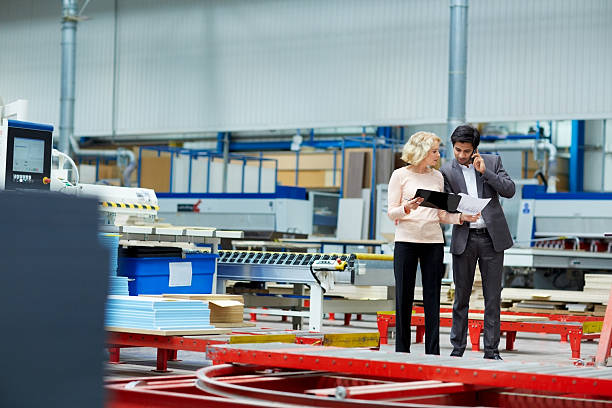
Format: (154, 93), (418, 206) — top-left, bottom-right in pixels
(467, 0), (612, 122)
(1, 0), (611, 137)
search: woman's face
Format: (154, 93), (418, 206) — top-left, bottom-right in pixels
(424, 141), (440, 167)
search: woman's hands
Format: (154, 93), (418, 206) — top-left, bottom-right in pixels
(460, 212), (481, 223)
(403, 197), (424, 214)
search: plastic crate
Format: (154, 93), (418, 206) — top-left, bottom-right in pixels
(118, 253), (217, 295)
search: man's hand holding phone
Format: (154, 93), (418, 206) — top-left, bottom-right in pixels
(472, 149), (486, 174)
(403, 197), (424, 214)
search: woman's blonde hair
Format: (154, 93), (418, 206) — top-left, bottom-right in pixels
(401, 131), (441, 166)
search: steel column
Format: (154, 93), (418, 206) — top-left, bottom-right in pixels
(59, 0), (79, 154)
(447, 0), (469, 146)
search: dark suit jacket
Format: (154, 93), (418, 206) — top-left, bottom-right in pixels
(440, 154), (515, 255)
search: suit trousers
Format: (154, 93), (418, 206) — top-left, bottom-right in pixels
(450, 229), (504, 356)
(394, 242), (444, 354)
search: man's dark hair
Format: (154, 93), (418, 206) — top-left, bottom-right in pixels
(450, 125), (480, 149)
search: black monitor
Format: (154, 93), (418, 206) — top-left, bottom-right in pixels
(1, 120), (53, 191)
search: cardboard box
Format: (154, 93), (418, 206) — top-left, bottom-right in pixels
(208, 300), (244, 323)
(263, 152), (337, 171)
(139, 150), (171, 192)
(277, 169), (332, 188)
(161, 294), (244, 324)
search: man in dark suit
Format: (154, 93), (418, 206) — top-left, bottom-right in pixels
(440, 125), (515, 360)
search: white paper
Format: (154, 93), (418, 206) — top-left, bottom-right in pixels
(457, 193), (490, 215)
(168, 262), (192, 287)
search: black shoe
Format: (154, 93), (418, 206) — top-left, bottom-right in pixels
(483, 354), (503, 360)
(450, 350), (463, 357)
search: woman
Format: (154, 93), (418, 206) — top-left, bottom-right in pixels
(387, 131), (479, 355)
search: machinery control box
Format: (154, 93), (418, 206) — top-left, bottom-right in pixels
(311, 258), (347, 271)
(0, 119), (52, 191)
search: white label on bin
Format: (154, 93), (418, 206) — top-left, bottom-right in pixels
(169, 262), (192, 287)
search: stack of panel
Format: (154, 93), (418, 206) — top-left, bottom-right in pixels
(99, 233), (120, 275)
(108, 277), (130, 295)
(99, 233), (129, 295)
(105, 295), (213, 330)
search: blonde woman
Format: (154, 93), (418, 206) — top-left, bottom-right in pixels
(387, 131), (479, 355)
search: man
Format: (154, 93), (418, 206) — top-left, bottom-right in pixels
(440, 125), (515, 360)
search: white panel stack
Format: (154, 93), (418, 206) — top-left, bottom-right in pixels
(583, 274), (612, 299)
(169, 156), (276, 194)
(105, 296), (213, 330)
(336, 198), (364, 240)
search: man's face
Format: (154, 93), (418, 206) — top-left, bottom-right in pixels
(453, 142), (475, 166)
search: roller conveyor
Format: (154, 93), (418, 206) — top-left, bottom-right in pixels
(216, 250), (394, 331)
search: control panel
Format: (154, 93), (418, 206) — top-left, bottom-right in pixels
(311, 258), (348, 271)
(0, 120), (53, 191)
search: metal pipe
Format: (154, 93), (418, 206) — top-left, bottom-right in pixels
(222, 132), (229, 193)
(602, 120), (607, 191)
(479, 140), (557, 192)
(77, 127), (378, 141)
(52, 148), (79, 185)
(446, 0), (469, 147)
(69, 136), (136, 186)
(369, 143), (377, 239)
(111, 0), (119, 144)
(59, 0), (78, 154)
(82, 133), (219, 144)
(539, 141), (557, 193)
(59, 1), (137, 187)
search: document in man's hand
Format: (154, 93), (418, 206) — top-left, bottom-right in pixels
(414, 189), (461, 213)
(414, 189), (492, 214)
(457, 193), (491, 215)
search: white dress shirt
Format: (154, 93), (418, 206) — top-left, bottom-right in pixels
(460, 163), (487, 229)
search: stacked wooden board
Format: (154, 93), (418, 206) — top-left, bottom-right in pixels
(502, 275), (611, 315)
(105, 295), (214, 331)
(578, 273), (611, 314)
(583, 274), (612, 299)
(418, 272), (611, 316)
(160, 294), (245, 325)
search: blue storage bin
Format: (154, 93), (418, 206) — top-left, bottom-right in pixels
(118, 253), (217, 295)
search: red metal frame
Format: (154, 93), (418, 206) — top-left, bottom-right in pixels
(107, 363), (612, 407)
(206, 344), (612, 399)
(377, 312), (601, 359)
(107, 332), (229, 372)
(413, 306), (604, 323)
(107, 330), (363, 372)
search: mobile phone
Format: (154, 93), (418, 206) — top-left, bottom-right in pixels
(469, 148), (478, 164)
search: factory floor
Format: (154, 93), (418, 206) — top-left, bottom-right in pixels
(105, 313), (607, 379)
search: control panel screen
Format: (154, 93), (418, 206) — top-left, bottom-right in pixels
(12, 137), (45, 173)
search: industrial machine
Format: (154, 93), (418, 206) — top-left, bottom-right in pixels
(216, 250), (395, 331)
(517, 186), (612, 245)
(0, 116), (159, 225)
(157, 190), (313, 235)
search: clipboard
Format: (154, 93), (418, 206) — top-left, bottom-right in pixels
(414, 189), (461, 213)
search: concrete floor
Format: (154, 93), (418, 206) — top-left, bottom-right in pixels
(105, 313), (608, 379)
